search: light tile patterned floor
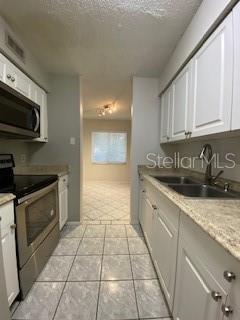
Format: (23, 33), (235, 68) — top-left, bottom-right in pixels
(12, 223), (171, 320)
(82, 181), (131, 223)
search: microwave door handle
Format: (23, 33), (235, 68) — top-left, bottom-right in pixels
(33, 108), (40, 132)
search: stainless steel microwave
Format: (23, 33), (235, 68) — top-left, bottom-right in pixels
(0, 81), (40, 139)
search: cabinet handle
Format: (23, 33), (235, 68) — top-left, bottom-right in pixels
(10, 224), (17, 229)
(166, 136), (170, 140)
(211, 291), (222, 302)
(140, 178), (144, 182)
(221, 305), (233, 317)
(142, 190), (146, 193)
(152, 204), (157, 210)
(223, 271), (236, 282)
(185, 131), (192, 138)
(11, 76), (15, 82)
(7, 74), (11, 79)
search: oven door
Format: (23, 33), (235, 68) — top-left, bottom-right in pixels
(16, 181), (59, 268)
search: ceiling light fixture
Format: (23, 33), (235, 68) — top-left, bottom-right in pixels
(97, 104), (115, 117)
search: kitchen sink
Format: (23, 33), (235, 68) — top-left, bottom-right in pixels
(169, 184), (240, 199)
(152, 175), (240, 199)
(153, 176), (200, 185)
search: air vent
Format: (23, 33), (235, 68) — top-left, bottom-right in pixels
(5, 31), (25, 62)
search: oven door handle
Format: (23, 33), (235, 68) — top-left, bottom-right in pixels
(17, 181), (58, 205)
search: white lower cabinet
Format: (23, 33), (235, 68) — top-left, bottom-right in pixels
(173, 236), (227, 320)
(173, 213), (240, 320)
(152, 193), (180, 311)
(58, 175), (69, 230)
(140, 195), (154, 253)
(139, 177), (240, 319)
(0, 201), (19, 306)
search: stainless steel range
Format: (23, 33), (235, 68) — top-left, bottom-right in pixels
(0, 154), (59, 298)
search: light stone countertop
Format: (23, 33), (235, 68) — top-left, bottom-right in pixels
(0, 193), (15, 206)
(139, 166), (240, 262)
(14, 165), (69, 177)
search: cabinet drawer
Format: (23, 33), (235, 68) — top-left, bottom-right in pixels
(58, 175), (68, 192)
(0, 202), (14, 229)
(146, 184), (179, 230)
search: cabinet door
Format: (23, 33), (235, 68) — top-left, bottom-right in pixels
(141, 195), (154, 253)
(190, 13), (233, 137)
(1, 225), (19, 306)
(222, 262), (240, 320)
(5, 61), (31, 98)
(160, 87), (171, 143)
(31, 83), (48, 142)
(222, 296), (240, 320)
(138, 183), (145, 227)
(173, 237), (227, 320)
(59, 188), (68, 230)
(171, 63), (191, 141)
(152, 209), (178, 311)
(0, 54), (6, 82)
(232, 2), (240, 130)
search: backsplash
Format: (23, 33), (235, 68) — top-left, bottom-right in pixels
(173, 136), (240, 182)
(0, 140), (30, 166)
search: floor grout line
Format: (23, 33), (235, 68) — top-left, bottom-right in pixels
(51, 225), (87, 320)
(125, 225), (141, 320)
(94, 224), (106, 320)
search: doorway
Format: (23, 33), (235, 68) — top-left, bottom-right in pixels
(82, 119), (131, 224)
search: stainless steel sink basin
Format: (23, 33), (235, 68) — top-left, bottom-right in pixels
(169, 184), (239, 199)
(153, 176), (199, 185)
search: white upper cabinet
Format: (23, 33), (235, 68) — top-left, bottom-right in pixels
(5, 58), (31, 98)
(160, 87), (171, 143)
(170, 63), (192, 141)
(0, 54), (6, 82)
(189, 14), (233, 137)
(31, 82), (48, 142)
(232, 2), (240, 131)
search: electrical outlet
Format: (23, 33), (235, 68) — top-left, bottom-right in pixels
(70, 137), (76, 145)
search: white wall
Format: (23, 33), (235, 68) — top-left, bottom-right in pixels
(159, 0), (237, 92)
(29, 75), (81, 222)
(131, 77), (165, 223)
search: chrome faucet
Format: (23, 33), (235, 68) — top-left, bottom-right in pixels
(199, 144), (223, 185)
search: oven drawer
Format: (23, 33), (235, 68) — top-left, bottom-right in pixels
(0, 202), (14, 229)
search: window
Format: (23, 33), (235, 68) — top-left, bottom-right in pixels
(92, 132), (127, 164)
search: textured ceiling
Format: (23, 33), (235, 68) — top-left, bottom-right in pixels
(0, 0), (202, 119)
